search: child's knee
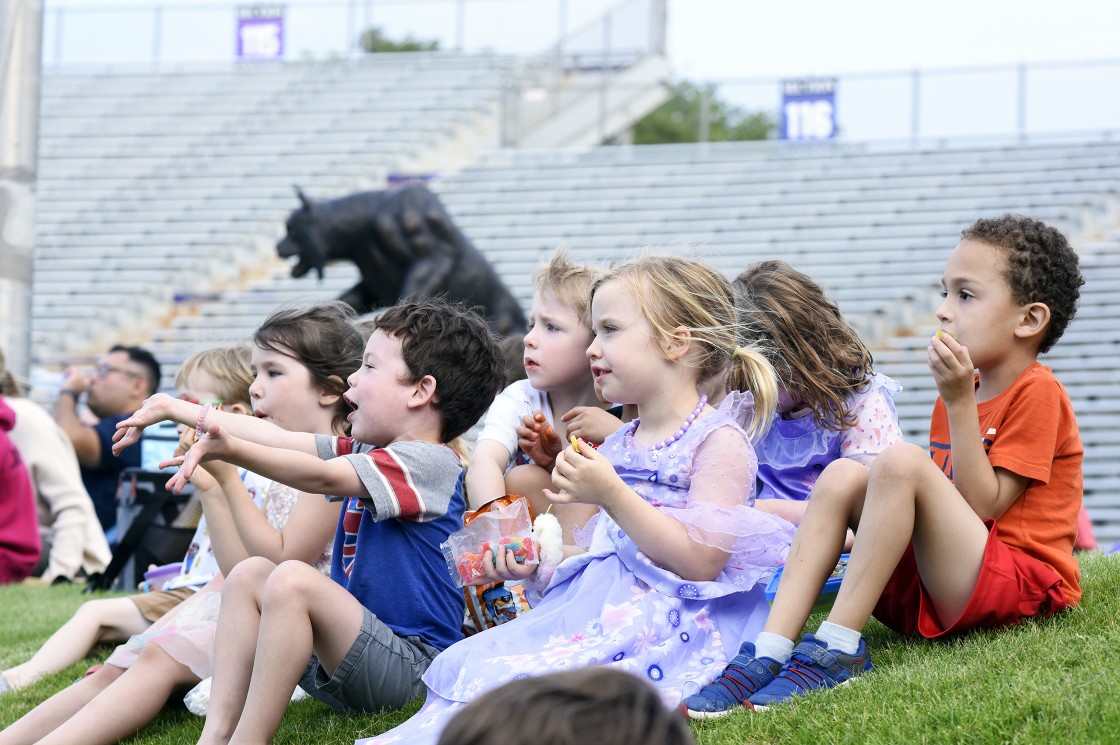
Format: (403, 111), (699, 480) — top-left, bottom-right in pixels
(505, 463), (550, 496)
(261, 560), (321, 607)
(226, 555), (277, 590)
(811, 458), (868, 507)
(871, 442), (930, 480)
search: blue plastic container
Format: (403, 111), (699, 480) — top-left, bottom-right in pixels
(765, 554), (850, 613)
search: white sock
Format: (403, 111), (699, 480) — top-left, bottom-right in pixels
(753, 632), (794, 664)
(815, 621), (862, 655)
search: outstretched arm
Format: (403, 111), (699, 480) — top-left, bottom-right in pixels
(165, 423), (365, 500)
(112, 394), (315, 457)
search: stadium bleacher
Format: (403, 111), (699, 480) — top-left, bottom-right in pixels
(32, 53), (516, 363)
(29, 59), (1120, 544)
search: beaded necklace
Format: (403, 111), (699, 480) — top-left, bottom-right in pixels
(626, 395), (708, 450)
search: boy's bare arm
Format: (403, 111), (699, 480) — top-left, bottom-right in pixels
(930, 335), (1029, 518)
(112, 393), (316, 456)
(464, 439), (514, 509)
(168, 423), (367, 500)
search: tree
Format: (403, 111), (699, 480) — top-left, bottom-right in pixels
(359, 27), (440, 53)
(632, 80), (775, 145)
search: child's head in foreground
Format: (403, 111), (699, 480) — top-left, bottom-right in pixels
(733, 259), (873, 432)
(254, 301), (365, 435)
(950, 214), (1084, 356)
(589, 254), (777, 435)
(356, 298), (506, 444)
(174, 345), (254, 414)
(524, 246), (600, 392)
(436, 667), (695, 745)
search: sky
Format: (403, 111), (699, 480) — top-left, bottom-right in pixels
(39, 0), (1120, 139)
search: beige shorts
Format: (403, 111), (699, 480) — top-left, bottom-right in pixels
(128, 587), (196, 622)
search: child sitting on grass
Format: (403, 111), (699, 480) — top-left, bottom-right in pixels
(467, 247), (608, 543)
(692, 214), (1086, 712)
(148, 300), (505, 744)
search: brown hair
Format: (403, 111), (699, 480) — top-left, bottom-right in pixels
(174, 345), (254, 408)
(734, 260), (873, 432)
(374, 299), (506, 442)
(437, 668), (695, 745)
(591, 255), (777, 437)
(961, 214), (1084, 354)
(255, 301), (364, 434)
(532, 245), (600, 328)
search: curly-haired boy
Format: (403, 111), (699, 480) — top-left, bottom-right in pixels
(685, 214), (1086, 713)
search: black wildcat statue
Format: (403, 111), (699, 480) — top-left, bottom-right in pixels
(277, 185), (527, 337)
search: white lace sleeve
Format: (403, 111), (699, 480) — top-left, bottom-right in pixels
(838, 374), (903, 466)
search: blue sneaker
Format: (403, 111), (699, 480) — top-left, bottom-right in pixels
(678, 643), (783, 720)
(748, 633), (873, 709)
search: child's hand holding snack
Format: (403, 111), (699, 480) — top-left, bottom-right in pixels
(928, 328), (976, 403)
(544, 437), (625, 508)
(516, 411), (564, 469)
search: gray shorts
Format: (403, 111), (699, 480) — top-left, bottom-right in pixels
(298, 608), (440, 713)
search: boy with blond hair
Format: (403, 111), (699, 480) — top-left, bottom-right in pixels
(467, 247), (612, 540)
(687, 214), (1085, 713)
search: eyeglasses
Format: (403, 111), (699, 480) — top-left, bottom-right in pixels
(94, 363), (141, 379)
(178, 394), (225, 406)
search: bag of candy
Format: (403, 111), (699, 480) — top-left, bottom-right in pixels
(442, 495), (538, 588)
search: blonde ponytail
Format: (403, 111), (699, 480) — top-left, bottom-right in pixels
(729, 346), (777, 440)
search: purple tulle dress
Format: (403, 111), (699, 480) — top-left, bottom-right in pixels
(358, 392), (795, 745)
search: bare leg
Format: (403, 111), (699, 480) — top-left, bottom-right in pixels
(2, 598), (149, 690)
(763, 459), (869, 641)
(224, 561), (365, 745)
(507, 464), (598, 545)
(826, 442), (989, 632)
(32, 643), (198, 745)
(0, 665), (122, 745)
(197, 556), (276, 745)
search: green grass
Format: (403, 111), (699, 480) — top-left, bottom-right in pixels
(3, 553), (1119, 744)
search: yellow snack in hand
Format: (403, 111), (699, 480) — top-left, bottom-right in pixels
(935, 329), (955, 340)
(569, 435), (581, 453)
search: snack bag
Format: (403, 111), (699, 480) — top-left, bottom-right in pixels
(442, 495), (538, 588)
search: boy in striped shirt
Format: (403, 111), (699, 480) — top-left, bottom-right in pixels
(165, 300), (506, 744)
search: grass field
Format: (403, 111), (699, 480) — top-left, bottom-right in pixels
(3, 552), (1118, 744)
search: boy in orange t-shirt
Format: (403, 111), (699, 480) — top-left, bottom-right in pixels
(730, 214), (1085, 710)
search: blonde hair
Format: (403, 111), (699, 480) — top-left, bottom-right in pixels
(175, 345), (254, 407)
(532, 245), (600, 328)
(591, 256), (777, 438)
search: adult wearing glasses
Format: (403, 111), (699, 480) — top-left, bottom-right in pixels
(54, 345), (162, 539)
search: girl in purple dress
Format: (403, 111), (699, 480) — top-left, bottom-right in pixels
(680, 260), (903, 719)
(360, 256), (795, 745)
(735, 260), (903, 530)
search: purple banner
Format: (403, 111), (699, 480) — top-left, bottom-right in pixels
(780, 78), (837, 141)
(236, 5), (285, 60)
